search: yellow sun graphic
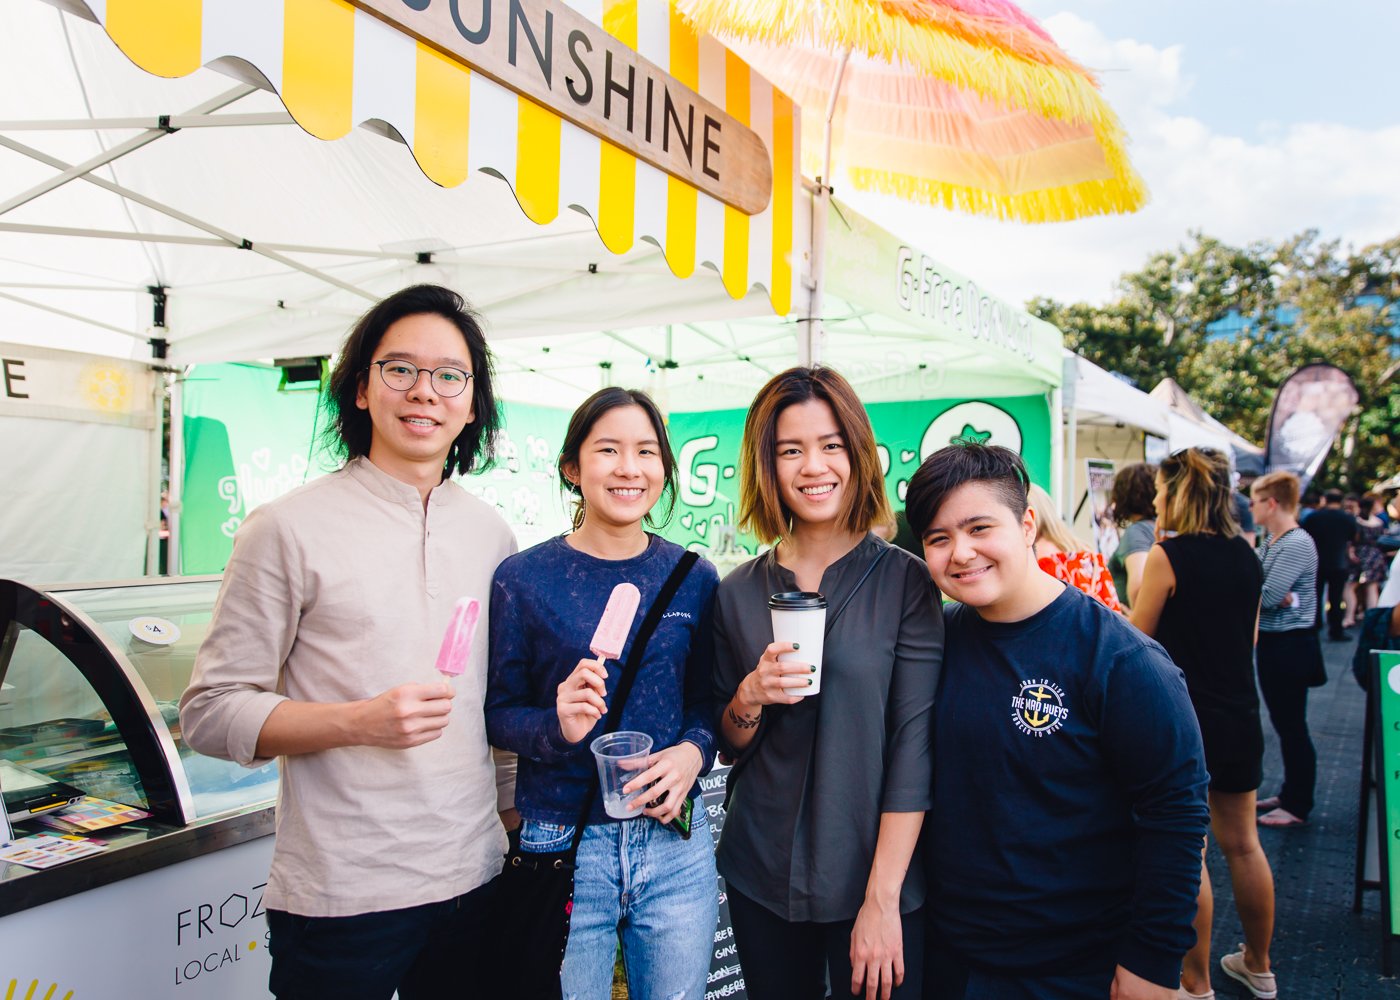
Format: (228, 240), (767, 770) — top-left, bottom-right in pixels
(78, 363), (132, 413)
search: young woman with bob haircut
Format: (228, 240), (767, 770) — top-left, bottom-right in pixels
(485, 387), (720, 1000)
(1131, 447), (1277, 1000)
(712, 366), (943, 1000)
(1250, 471), (1325, 829)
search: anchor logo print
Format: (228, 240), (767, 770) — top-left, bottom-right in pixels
(1010, 678), (1068, 737)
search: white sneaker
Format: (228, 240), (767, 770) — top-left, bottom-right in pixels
(1220, 947), (1278, 999)
(1178, 987), (1215, 999)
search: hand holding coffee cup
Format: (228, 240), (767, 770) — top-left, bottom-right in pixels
(737, 641), (812, 707)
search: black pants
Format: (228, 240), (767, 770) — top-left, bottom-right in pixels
(923, 941), (1113, 1000)
(1257, 629), (1320, 819)
(728, 886), (925, 1000)
(1316, 567), (1349, 635)
(266, 878), (499, 1000)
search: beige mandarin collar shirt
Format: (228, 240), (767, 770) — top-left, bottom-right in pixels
(180, 457), (518, 917)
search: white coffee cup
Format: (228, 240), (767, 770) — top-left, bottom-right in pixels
(769, 591), (828, 696)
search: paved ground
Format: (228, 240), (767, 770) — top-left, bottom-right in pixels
(1206, 635), (1399, 998)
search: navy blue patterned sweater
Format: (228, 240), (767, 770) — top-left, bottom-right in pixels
(485, 534), (719, 825)
(928, 586), (1210, 989)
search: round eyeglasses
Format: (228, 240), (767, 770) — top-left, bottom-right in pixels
(369, 360), (473, 397)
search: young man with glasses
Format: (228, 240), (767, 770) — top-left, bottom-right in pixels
(180, 285), (517, 999)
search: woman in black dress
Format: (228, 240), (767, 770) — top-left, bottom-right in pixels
(1131, 447), (1277, 1000)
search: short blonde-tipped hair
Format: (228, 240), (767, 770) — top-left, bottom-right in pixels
(1251, 471), (1300, 515)
(738, 367), (892, 545)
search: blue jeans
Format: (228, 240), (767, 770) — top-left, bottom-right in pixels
(520, 800), (718, 1000)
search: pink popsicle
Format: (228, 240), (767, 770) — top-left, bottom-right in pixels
(435, 597), (481, 676)
(590, 583), (641, 662)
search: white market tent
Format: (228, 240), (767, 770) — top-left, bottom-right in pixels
(1060, 350), (1170, 535)
(1150, 377), (1265, 473)
(1, 0), (1065, 583)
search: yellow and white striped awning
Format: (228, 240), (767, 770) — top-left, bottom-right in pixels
(72, 0), (798, 315)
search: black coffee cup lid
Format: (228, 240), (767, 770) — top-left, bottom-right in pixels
(768, 591), (827, 610)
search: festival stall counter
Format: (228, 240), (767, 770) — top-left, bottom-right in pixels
(0, 576), (278, 998)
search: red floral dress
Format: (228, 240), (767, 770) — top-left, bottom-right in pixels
(1038, 550), (1124, 613)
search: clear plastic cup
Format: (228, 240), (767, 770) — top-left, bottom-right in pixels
(590, 731), (654, 818)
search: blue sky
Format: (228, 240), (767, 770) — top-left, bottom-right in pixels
(1021, 1), (1400, 135)
(846, 1), (1400, 307)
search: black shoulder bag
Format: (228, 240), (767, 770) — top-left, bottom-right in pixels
(493, 550), (699, 999)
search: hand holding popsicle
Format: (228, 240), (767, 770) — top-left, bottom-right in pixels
(557, 657), (609, 744)
(558, 583), (643, 744)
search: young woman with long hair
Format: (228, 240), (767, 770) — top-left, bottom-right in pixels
(485, 387), (720, 999)
(1130, 447), (1277, 1000)
(713, 367), (943, 1000)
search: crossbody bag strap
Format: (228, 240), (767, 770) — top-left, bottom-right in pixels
(568, 549), (701, 851)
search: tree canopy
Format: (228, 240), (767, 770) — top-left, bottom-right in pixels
(1030, 230), (1400, 492)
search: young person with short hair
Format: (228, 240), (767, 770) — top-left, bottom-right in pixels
(714, 367), (942, 1000)
(905, 444), (1208, 1000)
(1251, 471), (1323, 830)
(180, 285), (517, 1000)
(485, 387), (720, 1000)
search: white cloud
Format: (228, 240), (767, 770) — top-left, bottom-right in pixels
(844, 12), (1400, 307)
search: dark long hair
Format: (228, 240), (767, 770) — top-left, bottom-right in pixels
(557, 387), (678, 531)
(321, 284), (499, 478)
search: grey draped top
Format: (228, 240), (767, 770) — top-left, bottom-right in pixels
(712, 534), (944, 922)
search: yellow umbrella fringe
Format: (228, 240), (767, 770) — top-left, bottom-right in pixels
(675, 0), (1114, 129)
(846, 156), (1149, 223)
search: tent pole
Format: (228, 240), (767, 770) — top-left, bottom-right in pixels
(0, 135), (377, 302)
(146, 366), (166, 576)
(802, 46), (852, 369)
(168, 370), (185, 577)
(0, 86), (254, 218)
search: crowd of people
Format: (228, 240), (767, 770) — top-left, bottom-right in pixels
(177, 286), (1383, 1000)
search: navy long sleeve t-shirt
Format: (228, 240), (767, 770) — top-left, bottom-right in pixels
(928, 586), (1209, 989)
(485, 534), (719, 825)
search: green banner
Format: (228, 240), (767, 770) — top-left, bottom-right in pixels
(180, 364), (574, 573)
(181, 364), (332, 574)
(1377, 650), (1400, 932)
(660, 395), (1052, 564)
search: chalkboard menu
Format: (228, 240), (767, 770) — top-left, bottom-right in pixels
(700, 766), (747, 1000)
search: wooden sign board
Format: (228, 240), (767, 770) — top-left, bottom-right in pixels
(352, 0), (773, 215)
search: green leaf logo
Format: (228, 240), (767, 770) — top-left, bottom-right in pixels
(952, 424), (992, 446)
